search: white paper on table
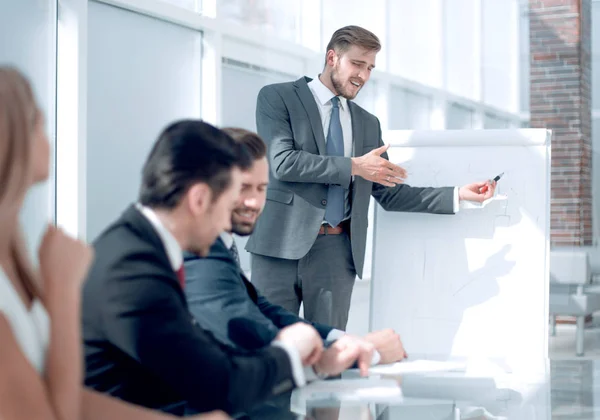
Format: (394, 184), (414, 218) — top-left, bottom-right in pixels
(300, 378), (401, 399)
(367, 360), (468, 375)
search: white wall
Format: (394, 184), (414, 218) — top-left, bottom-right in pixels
(0, 0), (57, 259)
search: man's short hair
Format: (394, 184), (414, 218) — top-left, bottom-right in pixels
(139, 120), (252, 209)
(325, 25), (381, 60)
(221, 127), (267, 161)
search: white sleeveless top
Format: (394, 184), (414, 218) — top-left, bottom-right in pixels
(0, 268), (49, 373)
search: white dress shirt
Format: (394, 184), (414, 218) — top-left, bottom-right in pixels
(308, 76), (353, 223)
(307, 76), (353, 159)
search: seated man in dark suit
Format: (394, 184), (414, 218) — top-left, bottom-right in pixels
(184, 127), (407, 364)
(82, 121), (374, 417)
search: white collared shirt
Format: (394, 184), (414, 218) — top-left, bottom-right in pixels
(308, 76), (353, 223)
(136, 203), (182, 271)
(219, 232), (235, 250)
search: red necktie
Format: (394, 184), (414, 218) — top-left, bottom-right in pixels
(175, 265), (185, 289)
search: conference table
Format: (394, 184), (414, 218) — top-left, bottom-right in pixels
(243, 358), (553, 420)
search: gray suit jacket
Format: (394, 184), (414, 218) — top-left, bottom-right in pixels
(246, 76), (455, 278)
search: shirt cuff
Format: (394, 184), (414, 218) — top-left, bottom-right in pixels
(325, 329), (346, 342)
(271, 341), (306, 387)
(304, 365), (321, 382)
(453, 186), (460, 213)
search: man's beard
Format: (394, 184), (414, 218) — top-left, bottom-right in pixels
(231, 221), (254, 237)
(231, 207), (259, 236)
(330, 67), (359, 100)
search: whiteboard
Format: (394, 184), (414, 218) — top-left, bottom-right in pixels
(370, 129), (550, 374)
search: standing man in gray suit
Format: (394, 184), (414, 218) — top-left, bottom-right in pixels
(247, 25), (496, 330)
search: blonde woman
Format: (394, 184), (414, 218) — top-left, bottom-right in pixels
(0, 67), (228, 420)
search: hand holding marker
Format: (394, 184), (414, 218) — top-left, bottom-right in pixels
(480, 172), (504, 194)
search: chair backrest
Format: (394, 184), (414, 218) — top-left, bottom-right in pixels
(550, 250), (591, 285)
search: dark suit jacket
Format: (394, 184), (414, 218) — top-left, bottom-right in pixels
(82, 205), (296, 416)
(246, 76), (455, 278)
(183, 237), (333, 350)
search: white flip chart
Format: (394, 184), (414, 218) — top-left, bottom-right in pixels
(370, 129), (551, 375)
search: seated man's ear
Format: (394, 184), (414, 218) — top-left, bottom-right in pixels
(185, 183), (211, 217)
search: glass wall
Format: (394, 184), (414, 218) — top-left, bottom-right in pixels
(0, 0), (57, 259)
(87, 1), (202, 240)
(353, 81), (378, 115)
(445, 0), (480, 101)
(388, 0), (444, 87)
(482, 0), (519, 111)
(218, 0), (301, 44)
(447, 102), (475, 129)
(163, 0), (201, 11)
(220, 60), (295, 273)
(221, 59), (295, 131)
(484, 113), (511, 129)
(389, 87), (433, 130)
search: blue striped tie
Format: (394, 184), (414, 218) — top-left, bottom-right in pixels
(324, 97), (345, 227)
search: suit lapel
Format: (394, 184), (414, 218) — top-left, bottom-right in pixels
(240, 273), (259, 304)
(348, 101), (364, 208)
(294, 77), (327, 155)
(216, 237), (260, 303)
(348, 101), (364, 155)
(123, 205), (181, 291)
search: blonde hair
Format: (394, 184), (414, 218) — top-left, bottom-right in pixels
(0, 67), (41, 299)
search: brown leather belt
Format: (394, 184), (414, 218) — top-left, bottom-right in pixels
(318, 220), (349, 235)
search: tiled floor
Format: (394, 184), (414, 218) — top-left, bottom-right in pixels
(550, 323), (600, 360)
(550, 325), (600, 419)
(551, 359), (600, 419)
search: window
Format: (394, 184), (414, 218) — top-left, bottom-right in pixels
(161, 0), (201, 12)
(388, 0), (443, 87)
(87, 2), (202, 240)
(389, 86), (432, 130)
(447, 102), (475, 129)
(221, 59), (295, 272)
(218, 0), (301, 44)
(0, 0), (57, 256)
(445, 0), (480, 100)
(484, 113), (510, 129)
